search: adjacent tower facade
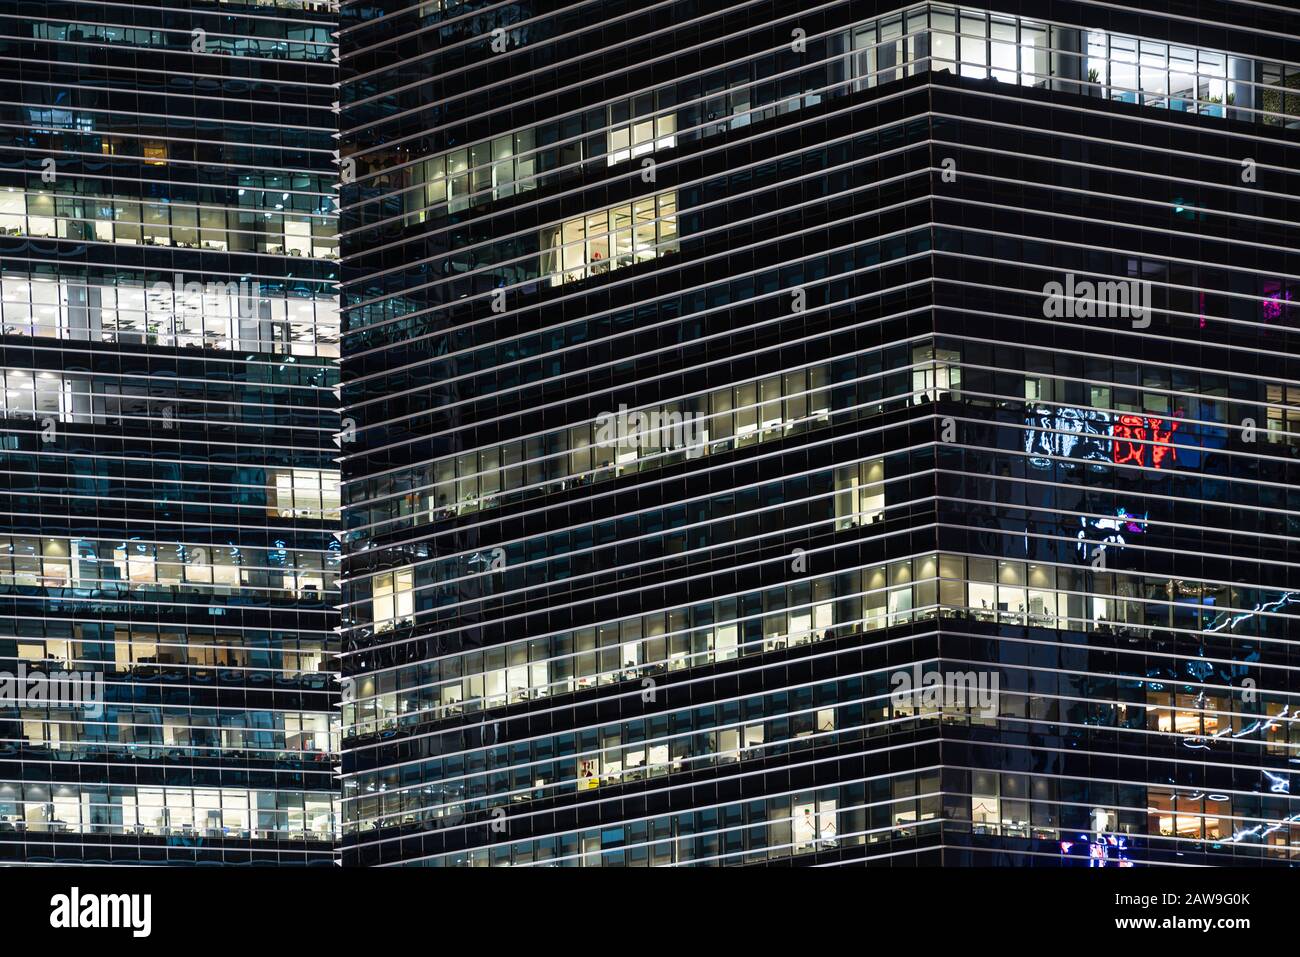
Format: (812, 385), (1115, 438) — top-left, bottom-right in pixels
(339, 0), (1299, 867)
(0, 0), (340, 862)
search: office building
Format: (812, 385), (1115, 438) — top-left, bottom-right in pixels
(0, 0), (340, 863)
(337, 0), (1299, 866)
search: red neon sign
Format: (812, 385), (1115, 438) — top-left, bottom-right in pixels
(1112, 415), (1178, 469)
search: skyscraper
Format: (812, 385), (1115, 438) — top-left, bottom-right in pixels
(338, 0), (1300, 868)
(344, 0), (1287, 868)
(0, 0), (340, 863)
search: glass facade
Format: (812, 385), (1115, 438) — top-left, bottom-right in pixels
(340, 0), (1300, 868)
(332, 0), (1297, 868)
(0, 1), (340, 862)
(12, 0), (1294, 874)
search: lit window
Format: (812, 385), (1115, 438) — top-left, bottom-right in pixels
(269, 468), (341, 519)
(373, 568), (415, 632)
(607, 98), (676, 166)
(835, 458), (885, 529)
(541, 191), (678, 285)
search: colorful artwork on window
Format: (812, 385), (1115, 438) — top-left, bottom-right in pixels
(1025, 407), (1180, 470)
(1059, 833), (1135, 867)
(1076, 507), (1148, 562)
(1112, 415), (1179, 468)
(1023, 407), (1112, 469)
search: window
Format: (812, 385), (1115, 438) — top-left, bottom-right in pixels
(792, 795), (839, 853)
(541, 192), (678, 285)
(959, 10), (988, 80)
(1140, 40), (1168, 108)
(1266, 384), (1300, 443)
(835, 458), (885, 529)
(608, 97), (676, 165)
(1019, 21), (1049, 88)
(972, 771), (1000, 834)
(373, 568), (415, 632)
(27, 192), (56, 237)
(269, 468), (341, 519)
(990, 17), (1017, 82)
(0, 370), (72, 421)
(1261, 61), (1300, 126)
(0, 275), (333, 356)
(1169, 46), (1196, 111)
(0, 190), (23, 236)
(407, 128), (543, 223)
(913, 344), (962, 402)
(929, 9), (955, 75)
